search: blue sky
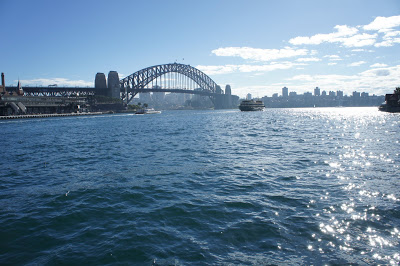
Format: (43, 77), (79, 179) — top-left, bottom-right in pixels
(1, 0), (399, 98)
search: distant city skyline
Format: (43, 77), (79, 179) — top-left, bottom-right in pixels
(1, 0), (399, 98)
(263, 86), (384, 99)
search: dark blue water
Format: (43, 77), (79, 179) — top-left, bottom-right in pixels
(1, 108), (399, 265)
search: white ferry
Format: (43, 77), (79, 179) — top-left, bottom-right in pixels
(239, 100), (265, 111)
(135, 108), (161, 114)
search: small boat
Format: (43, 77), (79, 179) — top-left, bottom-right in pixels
(239, 100), (265, 111)
(135, 108), (161, 114)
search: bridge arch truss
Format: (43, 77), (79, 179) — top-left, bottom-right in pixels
(120, 63), (218, 104)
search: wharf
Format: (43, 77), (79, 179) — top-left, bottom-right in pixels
(0, 112), (105, 120)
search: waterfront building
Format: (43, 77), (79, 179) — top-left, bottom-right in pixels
(225, 85), (231, 95)
(262, 87), (384, 108)
(314, 87), (320, 96)
(282, 87), (288, 98)
(225, 85), (232, 107)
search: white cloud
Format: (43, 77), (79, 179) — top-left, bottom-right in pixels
(374, 69), (390, 76)
(370, 63), (388, 68)
(290, 28), (377, 47)
(18, 78), (93, 87)
(289, 75), (314, 81)
(233, 85), (278, 99)
(328, 63), (337, 66)
(281, 65), (400, 96)
(289, 25), (360, 45)
(375, 37), (400, 47)
(373, 29), (400, 47)
(383, 30), (400, 38)
(193, 65), (236, 75)
(296, 57), (321, 62)
(361, 67), (393, 77)
(196, 62), (305, 75)
(211, 46), (308, 61)
(348, 61), (366, 67)
(339, 33), (377, 47)
(363, 15), (400, 32)
(351, 48), (374, 52)
(289, 74), (356, 82)
(374, 41), (392, 47)
(324, 55), (342, 61)
(288, 15), (400, 48)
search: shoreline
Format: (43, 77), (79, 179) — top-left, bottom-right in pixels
(0, 112), (107, 120)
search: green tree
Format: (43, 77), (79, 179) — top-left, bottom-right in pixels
(395, 87), (400, 94)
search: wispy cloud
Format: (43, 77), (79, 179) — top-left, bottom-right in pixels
(289, 25), (356, 44)
(211, 46), (308, 61)
(196, 62), (305, 75)
(351, 48), (374, 52)
(323, 55), (342, 61)
(289, 26), (377, 47)
(370, 63), (388, 68)
(289, 15), (400, 48)
(296, 57), (321, 62)
(363, 15), (400, 32)
(348, 61), (366, 67)
(375, 30), (400, 47)
(17, 78), (93, 87)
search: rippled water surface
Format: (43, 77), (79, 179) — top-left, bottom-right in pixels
(0, 107), (399, 265)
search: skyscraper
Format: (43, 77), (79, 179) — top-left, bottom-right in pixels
(225, 85), (232, 108)
(282, 87), (288, 98)
(225, 85), (231, 95)
(314, 87), (320, 96)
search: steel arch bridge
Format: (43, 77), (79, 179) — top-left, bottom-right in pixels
(120, 63), (219, 104)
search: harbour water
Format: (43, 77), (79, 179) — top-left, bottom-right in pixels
(0, 107), (399, 265)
